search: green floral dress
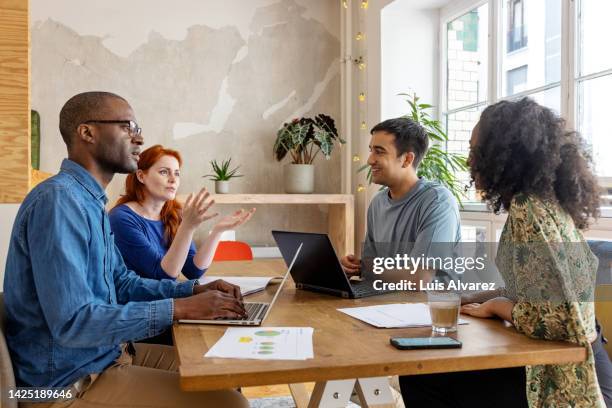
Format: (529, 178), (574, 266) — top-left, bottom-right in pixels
(496, 193), (604, 408)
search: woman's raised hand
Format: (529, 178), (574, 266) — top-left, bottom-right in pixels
(212, 208), (256, 233)
(182, 188), (218, 230)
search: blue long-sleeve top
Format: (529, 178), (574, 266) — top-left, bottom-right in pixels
(109, 204), (206, 280)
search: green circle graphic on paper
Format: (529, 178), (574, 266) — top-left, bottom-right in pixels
(259, 346), (274, 350)
(260, 341), (275, 345)
(254, 330), (281, 337)
(258, 351), (274, 355)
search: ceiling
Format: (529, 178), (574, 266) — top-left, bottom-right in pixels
(396, 0), (454, 10)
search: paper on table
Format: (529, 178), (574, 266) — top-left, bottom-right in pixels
(337, 303), (468, 328)
(204, 327), (314, 360)
(199, 276), (281, 296)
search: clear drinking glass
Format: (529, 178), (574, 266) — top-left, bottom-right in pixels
(428, 292), (460, 334)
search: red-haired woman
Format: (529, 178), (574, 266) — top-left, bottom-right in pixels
(109, 145), (254, 281)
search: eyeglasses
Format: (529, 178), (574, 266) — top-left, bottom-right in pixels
(83, 120), (142, 136)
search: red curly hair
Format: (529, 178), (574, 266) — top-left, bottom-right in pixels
(114, 144), (183, 245)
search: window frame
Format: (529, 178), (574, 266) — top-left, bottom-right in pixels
(439, 0), (612, 217)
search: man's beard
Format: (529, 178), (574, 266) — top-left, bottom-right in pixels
(97, 149), (137, 175)
(372, 174), (389, 187)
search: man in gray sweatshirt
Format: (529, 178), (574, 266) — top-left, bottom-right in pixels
(341, 117), (461, 283)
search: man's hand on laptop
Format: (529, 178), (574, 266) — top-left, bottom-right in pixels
(340, 254), (361, 276)
(174, 290), (247, 320)
(195, 279), (243, 301)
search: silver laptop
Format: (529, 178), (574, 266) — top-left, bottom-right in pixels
(179, 243), (302, 326)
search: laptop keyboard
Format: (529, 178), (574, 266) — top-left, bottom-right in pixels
(245, 302), (267, 319)
(351, 281), (388, 297)
(217, 302), (268, 321)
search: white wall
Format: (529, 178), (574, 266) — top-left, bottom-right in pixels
(381, 0), (440, 120)
(351, 0), (443, 252)
(0, 204), (20, 292)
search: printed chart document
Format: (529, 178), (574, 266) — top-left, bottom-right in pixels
(199, 276), (281, 296)
(204, 327), (314, 360)
(337, 303), (468, 328)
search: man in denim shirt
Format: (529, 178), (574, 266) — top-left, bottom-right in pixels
(4, 92), (248, 407)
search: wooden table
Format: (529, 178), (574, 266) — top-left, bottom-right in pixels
(173, 260), (587, 407)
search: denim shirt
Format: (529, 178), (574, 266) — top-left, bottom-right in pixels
(4, 159), (195, 387)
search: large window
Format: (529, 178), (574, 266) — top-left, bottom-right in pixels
(442, 0), (609, 210)
(576, 0), (612, 180)
(501, 0), (561, 113)
(444, 3), (488, 202)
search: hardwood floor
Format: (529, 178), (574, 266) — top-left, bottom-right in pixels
(242, 383), (315, 399)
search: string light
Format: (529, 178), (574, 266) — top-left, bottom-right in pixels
(345, 0), (369, 194)
(354, 56), (366, 70)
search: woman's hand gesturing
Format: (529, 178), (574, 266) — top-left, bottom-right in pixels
(212, 208), (256, 233)
(182, 188), (218, 230)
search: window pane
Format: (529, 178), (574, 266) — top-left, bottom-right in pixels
(446, 4), (488, 110)
(525, 85), (560, 115)
(445, 105), (484, 202)
(501, 0), (561, 97)
(460, 225), (487, 243)
(507, 65), (528, 95)
(578, 0), (612, 76)
(578, 74), (612, 177)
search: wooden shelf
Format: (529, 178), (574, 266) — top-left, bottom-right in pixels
(178, 193), (355, 255)
(177, 193), (352, 204)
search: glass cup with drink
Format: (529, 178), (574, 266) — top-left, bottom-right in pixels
(427, 291), (460, 334)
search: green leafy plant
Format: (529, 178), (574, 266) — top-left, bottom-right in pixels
(358, 93), (469, 205)
(274, 114), (345, 164)
(204, 158), (243, 181)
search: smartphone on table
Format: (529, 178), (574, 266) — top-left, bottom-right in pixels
(390, 336), (462, 350)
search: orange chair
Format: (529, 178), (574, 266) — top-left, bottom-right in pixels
(213, 241), (253, 261)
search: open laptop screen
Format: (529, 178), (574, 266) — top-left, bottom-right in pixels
(272, 231), (354, 294)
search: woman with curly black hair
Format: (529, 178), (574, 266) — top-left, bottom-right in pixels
(400, 98), (611, 407)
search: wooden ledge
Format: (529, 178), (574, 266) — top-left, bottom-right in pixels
(176, 194), (353, 205)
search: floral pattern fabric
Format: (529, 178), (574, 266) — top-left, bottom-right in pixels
(496, 193), (604, 407)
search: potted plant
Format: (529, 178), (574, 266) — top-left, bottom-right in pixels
(358, 93), (469, 206)
(204, 158), (242, 194)
(273, 114), (345, 193)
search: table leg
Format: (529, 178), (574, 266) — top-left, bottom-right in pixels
(307, 379), (356, 408)
(289, 383), (311, 408)
(303, 377), (394, 408)
(354, 377), (395, 408)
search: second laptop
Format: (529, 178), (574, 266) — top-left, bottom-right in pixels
(272, 230), (390, 299)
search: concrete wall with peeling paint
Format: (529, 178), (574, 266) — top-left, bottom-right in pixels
(31, 0), (341, 246)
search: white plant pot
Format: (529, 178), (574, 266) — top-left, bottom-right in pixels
(284, 163), (314, 194)
(215, 180), (230, 194)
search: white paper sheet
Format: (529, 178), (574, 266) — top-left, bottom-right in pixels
(204, 327), (314, 360)
(337, 303), (468, 328)
(199, 276), (280, 296)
